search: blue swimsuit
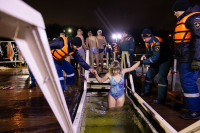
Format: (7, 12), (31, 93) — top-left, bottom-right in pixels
(109, 73), (125, 100)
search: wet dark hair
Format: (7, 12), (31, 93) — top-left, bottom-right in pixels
(110, 60), (121, 75)
(88, 31), (93, 35)
(71, 37), (82, 47)
(77, 29), (83, 32)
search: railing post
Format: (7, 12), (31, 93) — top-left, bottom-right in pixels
(172, 59), (177, 92)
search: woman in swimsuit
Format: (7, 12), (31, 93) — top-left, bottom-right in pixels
(94, 60), (141, 108)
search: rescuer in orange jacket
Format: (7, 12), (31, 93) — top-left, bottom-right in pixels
(50, 37), (95, 92)
(172, 0), (200, 119)
(113, 42), (119, 60)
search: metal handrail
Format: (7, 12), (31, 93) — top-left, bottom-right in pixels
(72, 50), (89, 133)
(122, 51), (177, 133)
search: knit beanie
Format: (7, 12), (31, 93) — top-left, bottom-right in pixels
(141, 29), (153, 38)
(71, 37), (82, 47)
(172, 0), (190, 11)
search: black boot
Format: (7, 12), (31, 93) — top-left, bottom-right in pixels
(28, 83), (36, 88)
(63, 93), (72, 102)
(66, 85), (77, 92)
(140, 92), (150, 97)
(153, 98), (165, 104)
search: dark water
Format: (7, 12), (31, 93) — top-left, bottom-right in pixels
(80, 92), (153, 133)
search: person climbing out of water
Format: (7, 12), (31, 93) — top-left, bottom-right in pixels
(94, 59), (142, 108)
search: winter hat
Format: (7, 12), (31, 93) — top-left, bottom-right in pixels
(172, 0), (190, 11)
(71, 37), (82, 47)
(141, 29), (153, 38)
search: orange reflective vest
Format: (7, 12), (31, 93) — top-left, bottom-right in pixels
(114, 45), (119, 53)
(51, 37), (75, 60)
(173, 12), (200, 43)
(145, 36), (162, 50)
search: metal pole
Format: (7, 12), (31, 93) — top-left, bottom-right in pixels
(172, 59), (177, 92)
(106, 52), (109, 69)
(142, 64), (145, 76)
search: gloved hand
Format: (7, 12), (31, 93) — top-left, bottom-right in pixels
(191, 60), (200, 70)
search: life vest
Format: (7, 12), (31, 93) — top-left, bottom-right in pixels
(114, 45), (119, 53)
(173, 12), (200, 43)
(125, 37), (132, 41)
(51, 37), (75, 61)
(145, 36), (162, 50)
(155, 36), (163, 43)
(7, 42), (14, 60)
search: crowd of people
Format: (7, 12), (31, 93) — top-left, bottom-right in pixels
(27, 0), (200, 120)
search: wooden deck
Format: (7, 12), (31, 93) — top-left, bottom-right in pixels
(134, 76), (198, 132)
(0, 67), (84, 132)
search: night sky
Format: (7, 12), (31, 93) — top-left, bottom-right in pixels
(24, 0), (200, 33)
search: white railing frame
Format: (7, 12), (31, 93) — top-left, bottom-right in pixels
(72, 50), (89, 133)
(123, 52), (177, 133)
(0, 0), (74, 132)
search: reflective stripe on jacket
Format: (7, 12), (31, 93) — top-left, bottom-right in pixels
(145, 36), (162, 50)
(143, 36), (160, 64)
(114, 45), (119, 53)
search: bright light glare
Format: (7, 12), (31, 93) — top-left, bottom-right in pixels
(112, 34), (117, 39)
(68, 28), (72, 33)
(112, 33), (122, 39)
(117, 34), (122, 39)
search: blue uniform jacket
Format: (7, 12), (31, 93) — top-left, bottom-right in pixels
(142, 36), (160, 64)
(118, 36), (135, 55)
